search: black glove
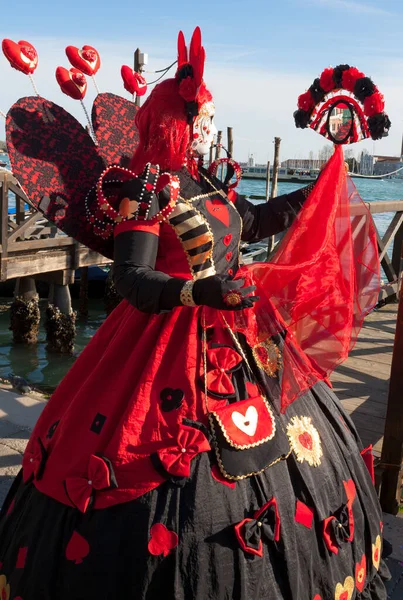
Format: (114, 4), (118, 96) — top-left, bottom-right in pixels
(192, 275), (259, 311)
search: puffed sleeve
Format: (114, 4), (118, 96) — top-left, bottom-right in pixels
(113, 183), (186, 314)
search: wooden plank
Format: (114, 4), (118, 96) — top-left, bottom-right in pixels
(8, 212), (47, 243)
(8, 237), (75, 252)
(2, 250), (73, 278)
(0, 178), (9, 281)
(367, 200), (403, 213)
(379, 267), (403, 514)
(379, 212), (403, 261)
(340, 397), (387, 419)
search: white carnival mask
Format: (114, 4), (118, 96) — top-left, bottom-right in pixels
(191, 101), (217, 156)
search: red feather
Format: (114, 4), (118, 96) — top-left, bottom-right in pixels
(177, 31), (188, 68)
(189, 27), (205, 87)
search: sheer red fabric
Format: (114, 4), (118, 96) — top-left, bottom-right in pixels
(234, 145), (380, 411)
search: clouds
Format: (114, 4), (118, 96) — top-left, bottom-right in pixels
(0, 33), (401, 164)
(310, 0), (395, 16)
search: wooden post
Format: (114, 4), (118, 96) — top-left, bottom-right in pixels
(265, 160), (275, 257)
(45, 282), (76, 354)
(227, 127), (233, 157)
(209, 143), (214, 166)
(265, 161), (271, 201)
(215, 131), (222, 160)
(270, 137), (281, 199)
(379, 245), (403, 514)
(78, 266), (89, 318)
(134, 49), (142, 108)
(0, 174), (9, 282)
(10, 276), (40, 344)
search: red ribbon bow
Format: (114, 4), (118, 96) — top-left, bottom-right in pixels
(234, 498), (280, 557)
(22, 439), (46, 483)
(157, 425), (210, 477)
(206, 346), (242, 396)
(323, 480), (356, 554)
(65, 455), (111, 513)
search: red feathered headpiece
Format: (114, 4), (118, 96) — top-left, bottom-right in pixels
(130, 27), (213, 173)
(176, 27), (207, 122)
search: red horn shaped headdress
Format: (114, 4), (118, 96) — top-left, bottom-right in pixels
(176, 27), (206, 122)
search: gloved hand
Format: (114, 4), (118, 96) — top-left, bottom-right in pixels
(192, 276), (259, 311)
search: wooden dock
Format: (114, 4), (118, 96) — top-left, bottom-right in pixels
(331, 303), (397, 457)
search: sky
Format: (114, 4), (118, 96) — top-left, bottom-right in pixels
(1, 0), (403, 163)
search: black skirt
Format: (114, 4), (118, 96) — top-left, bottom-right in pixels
(0, 381), (390, 600)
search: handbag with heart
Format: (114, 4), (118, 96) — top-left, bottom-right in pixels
(208, 395), (290, 480)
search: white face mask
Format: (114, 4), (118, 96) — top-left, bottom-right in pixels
(191, 101), (217, 156)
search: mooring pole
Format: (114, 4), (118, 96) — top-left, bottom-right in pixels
(270, 137), (281, 199)
(379, 243), (403, 514)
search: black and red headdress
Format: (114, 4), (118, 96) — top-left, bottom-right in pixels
(294, 65), (391, 144)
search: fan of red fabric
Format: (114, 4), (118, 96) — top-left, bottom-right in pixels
(157, 425), (210, 477)
(237, 145), (380, 411)
(65, 455), (111, 513)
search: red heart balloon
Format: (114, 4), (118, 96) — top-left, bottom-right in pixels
(56, 67), (87, 101)
(2, 39), (38, 74)
(65, 45), (101, 76)
(121, 65), (147, 96)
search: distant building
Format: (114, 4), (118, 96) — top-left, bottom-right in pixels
(360, 153), (374, 176)
(281, 158), (326, 170)
(373, 155), (403, 178)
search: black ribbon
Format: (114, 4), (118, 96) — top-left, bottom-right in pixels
(242, 503), (278, 551)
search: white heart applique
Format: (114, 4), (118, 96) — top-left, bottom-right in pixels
(231, 406), (258, 437)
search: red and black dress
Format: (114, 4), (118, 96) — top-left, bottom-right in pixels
(0, 166), (389, 600)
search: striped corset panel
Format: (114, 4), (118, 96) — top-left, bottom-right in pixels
(168, 201), (216, 280)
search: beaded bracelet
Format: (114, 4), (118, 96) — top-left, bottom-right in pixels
(180, 280), (196, 307)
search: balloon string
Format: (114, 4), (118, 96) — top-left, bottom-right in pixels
(80, 100), (98, 146)
(91, 75), (100, 95)
(0, 110), (6, 119)
(28, 74), (40, 97)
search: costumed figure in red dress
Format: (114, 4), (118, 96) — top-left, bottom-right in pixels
(0, 29), (392, 599)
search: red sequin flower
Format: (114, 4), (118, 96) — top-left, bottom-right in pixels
(297, 91), (315, 112)
(319, 68), (335, 93)
(364, 92), (385, 117)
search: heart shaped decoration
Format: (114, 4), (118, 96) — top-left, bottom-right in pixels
(148, 523), (178, 557)
(121, 65), (148, 96)
(205, 198), (230, 227)
(232, 406), (258, 437)
(334, 576), (354, 600)
(2, 39), (38, 74)
(56, 67), (87, 100)
(119, 197), (138, 219)
(66, 45), (101, 76)
(355, 554), (366, 592)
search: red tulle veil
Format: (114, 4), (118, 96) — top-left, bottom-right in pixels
(231, 145), (380, 411)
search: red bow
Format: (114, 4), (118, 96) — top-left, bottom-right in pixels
(22, 439), (46, 483)
(323, 479), (356, 554)
(206, 346), (242, 396)
(234, 498), (280, 557)
(157, 425), (210, 477)
(65, 455), (111, 513)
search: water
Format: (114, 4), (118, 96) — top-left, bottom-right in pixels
(0, 152), (402, 391)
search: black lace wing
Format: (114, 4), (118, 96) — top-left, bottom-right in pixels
(92, 92), (140, 168)
(6, 95), (114, 258)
